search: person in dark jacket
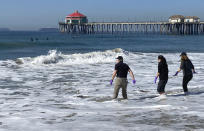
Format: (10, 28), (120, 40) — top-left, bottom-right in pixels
(110, 56), (136, 99)
(154, 55), (168, 95)
(174, 52), (196, 95)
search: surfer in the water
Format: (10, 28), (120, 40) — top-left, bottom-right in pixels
(174, 52), (196, 95)
(154, 55), (168, 95)
(110, 56), (136, 99)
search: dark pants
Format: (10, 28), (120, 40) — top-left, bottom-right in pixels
(157, 80), (168, 93)
(182, 74), (193, 92)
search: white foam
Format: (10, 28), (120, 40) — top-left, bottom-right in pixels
(183, 111), (204, 118)
(13, 48), (126, 66)
(0, 50), (204, 130)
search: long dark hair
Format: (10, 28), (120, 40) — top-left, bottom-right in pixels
(158, 55), (168, 67)
(181, 55), (189, 61)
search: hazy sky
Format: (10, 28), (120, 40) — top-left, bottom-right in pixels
(0, 0), (203, 30)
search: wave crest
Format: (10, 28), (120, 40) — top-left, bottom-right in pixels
(15, 48), (127, 65)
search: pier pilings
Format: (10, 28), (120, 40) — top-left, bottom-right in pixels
(59, 22), (204, 35)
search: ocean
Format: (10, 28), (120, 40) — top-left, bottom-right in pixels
(0, 31), (204, 131)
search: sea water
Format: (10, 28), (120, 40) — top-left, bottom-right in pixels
(0, 32), (204, 131)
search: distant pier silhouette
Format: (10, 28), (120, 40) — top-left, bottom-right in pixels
(59, 22), (204, 35)
(59, 11), (204, 35)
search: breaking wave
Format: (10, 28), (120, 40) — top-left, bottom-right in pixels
(14, 48), (128, 65)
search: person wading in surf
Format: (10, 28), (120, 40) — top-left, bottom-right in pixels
(110, 56), (136, 99)
(154, 55), (169, 95)
(174, 52), (196, 95)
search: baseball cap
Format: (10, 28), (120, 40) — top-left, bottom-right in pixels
(116, 56), (123, 61)
(180, 52), (187, 56)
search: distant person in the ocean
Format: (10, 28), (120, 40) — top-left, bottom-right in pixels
(154, 55), (168, 95)
(30, 37), (34, 42)
(174, 52), (196, 95)
(110, 56), (136, 99)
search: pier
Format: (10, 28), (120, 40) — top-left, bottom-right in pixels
(59, 22), (204, 35)
(59, 11), (204, 35)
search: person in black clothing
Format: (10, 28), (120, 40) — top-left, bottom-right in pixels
(110, 56), (136, 99)
(174, 52), (196, 95)
(30, 37), (34, 42)
(154, 55), (168, 95)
